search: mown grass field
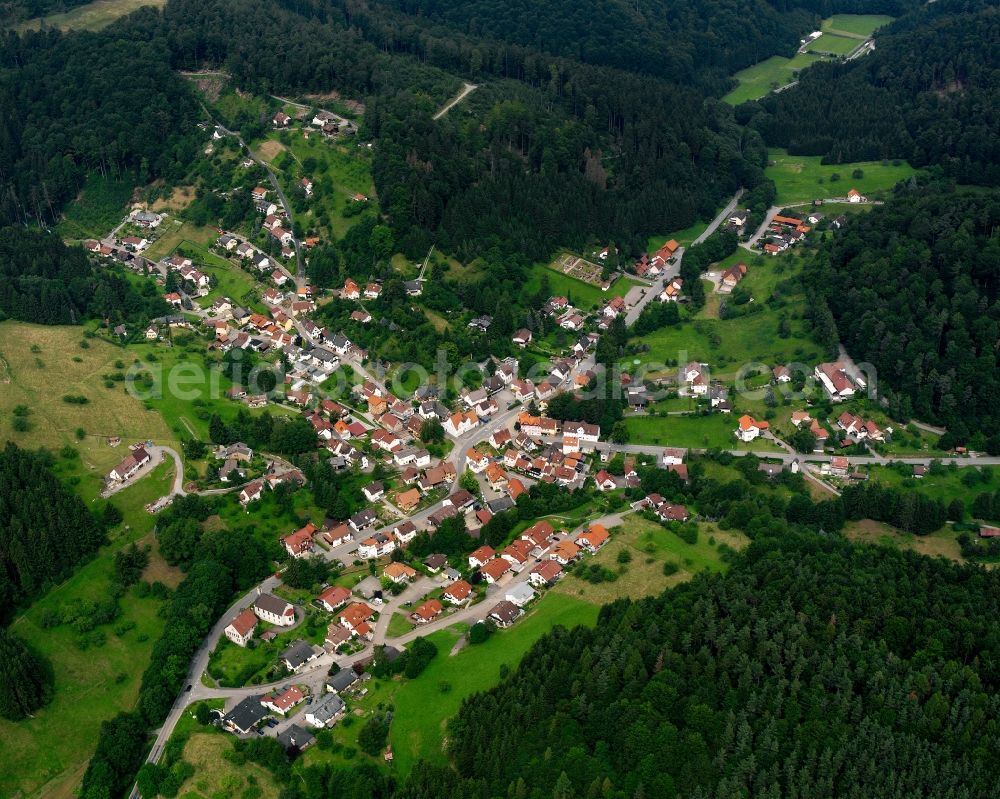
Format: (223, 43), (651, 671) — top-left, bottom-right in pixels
(554, 516), (748, 605)
(722, 53), (825, 105)
(0, 321), (179, 474)
(803, 32), (861, 55)
(823, 14), (893, 37)
(623, 413), (783, 451)
(12, 0), (164, 31)
(0, 461), (175, 799)
(766, 148), (916, 205)
(722, 14), (893, 105)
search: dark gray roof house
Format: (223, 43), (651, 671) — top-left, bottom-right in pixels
(326, 669), (359, 694)
(277, 723), (316, 750)
(281, 640), (320, 671)
(223, 695), (268, 734)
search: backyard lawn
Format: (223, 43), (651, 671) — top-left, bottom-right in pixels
(766, 148), (915, 205)
(803, 32), (861, 55)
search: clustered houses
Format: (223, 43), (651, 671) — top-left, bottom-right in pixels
(790, 411), (830, 449)
(758, 213), (812, 256)
(836, 411), (885, 444)
(632, 493), (692, 522)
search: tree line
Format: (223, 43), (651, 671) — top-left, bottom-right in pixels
(802, 183), (1000, 442)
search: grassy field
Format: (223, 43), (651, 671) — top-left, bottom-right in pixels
(766, 148), (916, 205)
(144, 219), (219, 261)
(55, 174), (133, 240)
(0, 321), (179, 474)
(555, 516), (747, 605)
(389, 593), (598, 773)
(722, 53), (825, 105)
(803, 32), (861, 55)
(623, 413), (783, 451)
(12, 0), (164, 31)
(125, 338), (297, 442)
(177, 732), (282, 799)
(647, 220), (709, 253)
(823, 14), (893, 37)
(260, 129), (377, 240)
(524, 262), (643, 311)
(0, 461), (175, 799)
(843, 519), (965, 564)
(626, 253), (823, 375)
(722, 14), (893, 105)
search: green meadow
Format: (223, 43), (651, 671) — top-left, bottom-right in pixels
(766, 148), (916, 205)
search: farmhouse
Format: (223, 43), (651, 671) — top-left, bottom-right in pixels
(815, 362), (856, 400)
(108, 446), (151, 483)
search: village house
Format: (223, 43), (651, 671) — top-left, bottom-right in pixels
(282, 523), (317, 558)
(480, 558), (512, 584)
(442, 579), (473, 605)
(506, 583), (536, 608)
(468, 545), (496, 569)
(736, 414), (769, 443)
(815, 362), (856, 401)
(239, 479), (265, 505)
(281, 640), (320, 672)
(262, 685), (306, 716)
(305, 693), (345, 729)
(529, 559), (563, 587)
(357, 531), (395, 559)
(577, 524), (610, 553)
(339, 602), (375, 633)
(488, 600), (523, 629)
(377, 559), (416, 585)
(224, 608), (259, 647)
(412, 599), (443, 624)
(719, 262), (747, 292)
(316, 585), (352, 612)
(512, 328), (532, 347)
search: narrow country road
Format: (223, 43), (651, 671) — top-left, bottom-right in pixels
(433, 83), (478, 120)
(625, 188), (744, 327)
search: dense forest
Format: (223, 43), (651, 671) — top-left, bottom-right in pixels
(0, 227), (166, 324)
(0, 27), (202, 226)
(441, 533), (1000, 798)
(0, 443), (106, 621)
(805, 185), (1000, 440)
(745, 0), (1000, 186)
(376, 0), (916, 86)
